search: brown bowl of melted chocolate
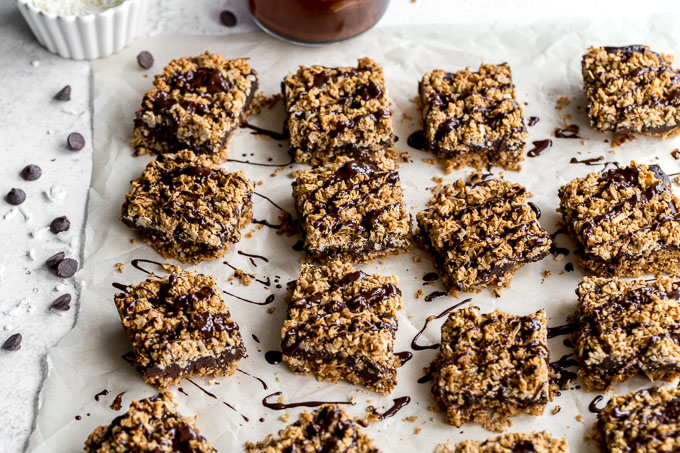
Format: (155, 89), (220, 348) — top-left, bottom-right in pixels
(247, 0), (389, 45)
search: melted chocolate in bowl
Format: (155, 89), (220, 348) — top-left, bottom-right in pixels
(247, 0), (390, 45)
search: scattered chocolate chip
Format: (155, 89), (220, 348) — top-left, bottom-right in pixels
(136, 51), (154, 69)
(49, 216), (71, 234)
(2, 333), (22, 351)
(54, 85), (71, 101)
(67, 132), (85, 151)
(21, 164), (42, 181)
(46, 252), (65, 268)
(50, 294), (72, 311)
(56, 258), (78, 278)
(6, 188), (26, 205)
(220, 10), (237, 27)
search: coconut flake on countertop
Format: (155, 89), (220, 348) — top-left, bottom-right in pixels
(30, 0), (124, 16)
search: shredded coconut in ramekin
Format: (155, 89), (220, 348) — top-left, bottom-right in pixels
(30, 0), (124, 16)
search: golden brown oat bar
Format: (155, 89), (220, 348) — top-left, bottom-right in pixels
(121, 151), (253, 264)
(85, 392), (216, 452)
(131, 52), (258, 163)
(416, 177), (551, 292)
(114, 266), (246, 388)
(434, 431), (568, 453)
(292, 158), (412, 263)
(594, 385), (680, 453)
(245, 404), (381, 453)
(558, 162), (680, 277)
(282, 57), (395, 165)
(282, 262), (402, 394)
(419, 64), (528, 171)
(430, 306), (550, 432)
(573, 276), (680, 392)
(582, 45), (680, 138)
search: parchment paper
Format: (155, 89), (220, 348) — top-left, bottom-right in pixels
(28, 16), (680, 452)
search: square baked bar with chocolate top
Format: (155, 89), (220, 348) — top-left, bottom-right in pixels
(573, 276), (680, 392)
(430, 306), (550, 432)
(245, 404), (381, 453)
(292, 157), (412, 263)
(419, 64), (528, 172)
(121, 150), (254, 264)
(582, 45), (680, 138)
(434, 431), (568, 453)
(558, 162), (680, 277)
(594, 385), (680, 453)
(282, 57), (395, 165)
(416, 176), (551, 293)
(85, 392), (216, 453)
(282, 262), (402, 394)
(114, 266), (246, 388)
(131, 52), (258, 163)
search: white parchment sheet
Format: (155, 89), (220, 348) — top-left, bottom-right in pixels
(28, 16), (680, 452)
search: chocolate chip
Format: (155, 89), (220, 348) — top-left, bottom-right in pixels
(54, 85), (71, 101)
(56, 258), (78, 278)
(2, 333), (22, 351)
(136, 51), (154, 70)
(49, 216), (70, 234)
(46, 252), (65, 268)
(50, 294), (71, 311)
(220, 10), (237, 27)
(67, 132), (85, 151)
(21, 164), (42, 181)
(6, 188), (26, 205)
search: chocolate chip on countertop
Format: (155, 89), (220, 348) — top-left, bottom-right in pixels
(2, 333), (22, 351)
(54, 85), (71, 101)
(67, 132), (85, 151)
(46, 252), (65, 268)
(50, 216), (71, 234)
(136, 51), (154, 70)
(21, 164), (42, 181)
(220, 10), (237, 27)
(6, 188), (26, 205)
(56, 258), (78, 278)
(50, 294), (72, 311)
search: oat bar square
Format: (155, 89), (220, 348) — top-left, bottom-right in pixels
(121, 151), (253, 264)
(282, 57), (395, 165)
(434, 431), (568, 453)
(292, 157), (412, 263)
(594, 385), (680, 453)
(557, 162), (680, 277)
(582, 45), (680, 137)
(419, 64), (528, 172)
(282, 262), (402, 394)
(416, 177), (551, 292)
(114, 266), (246, 388)
(85, 392), (216, 452)
(245, 404), (381, 452)
(573, 276), (680, 391)
(131, 52), (258, 163)
(430, 306), (550, 432)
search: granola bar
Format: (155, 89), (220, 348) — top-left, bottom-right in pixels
(416, 176), (551, 292)
(434, 431), (568, 453)
(430, 306), (550, 432)
(558, 162), (680, 277)
(292, 157), (412, 263)
(245, 404), (381, 452)
(121, 150), (253, 264)
(282, 57), (395, 165)
(582, 45), (680, 138)
(85, 392), (216, 452)
(131, 52), (258, 162)
(419, 64), (528, 171)
(573, 276), (680, 391)
(114, 266), (246, 388)
(282, 262), (402, 394)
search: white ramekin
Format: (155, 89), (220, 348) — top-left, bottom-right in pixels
(14, 0), (148, 60)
